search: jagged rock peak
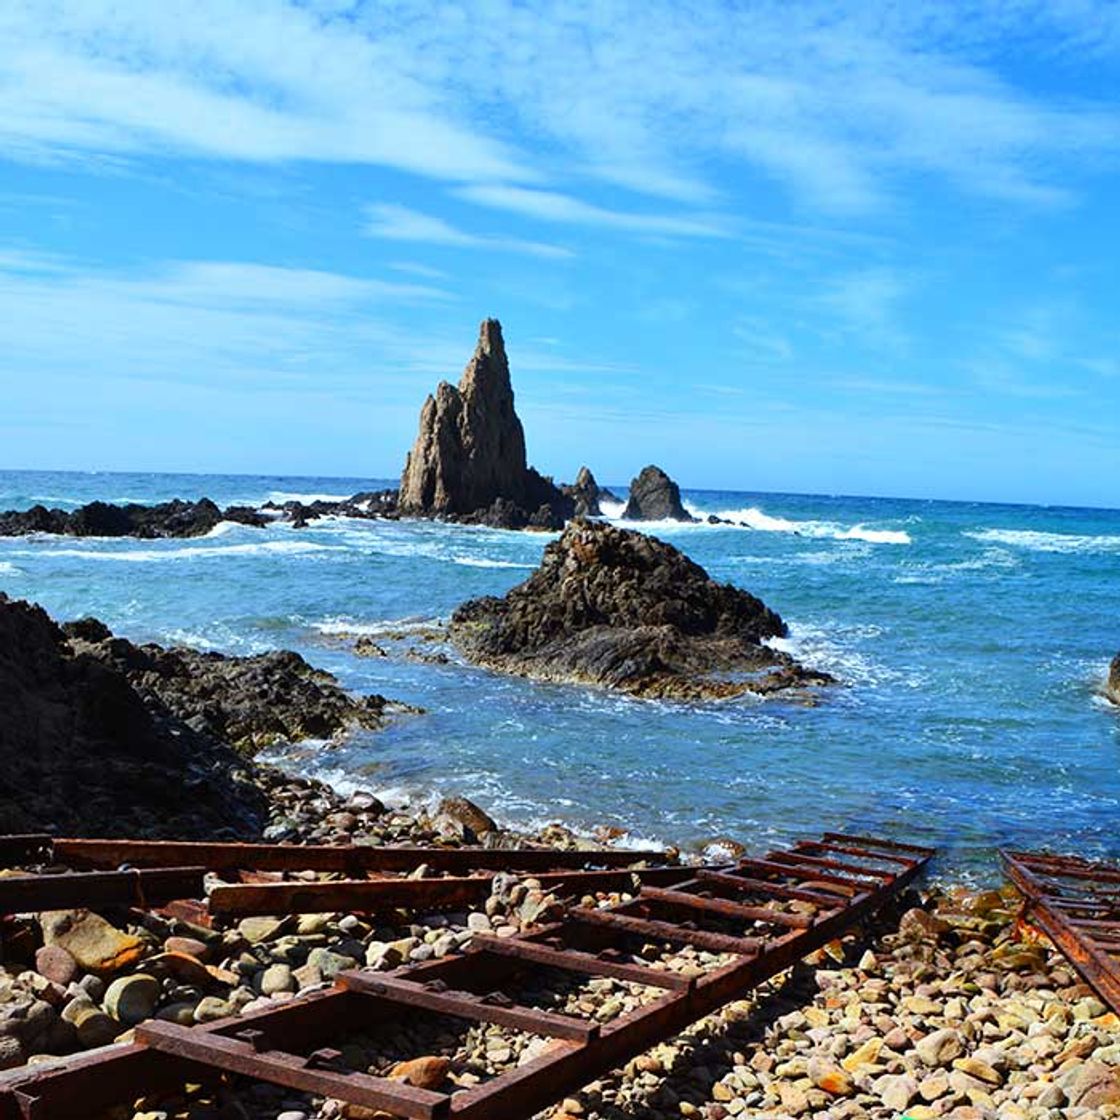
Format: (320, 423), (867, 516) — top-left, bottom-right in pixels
(399, 318), (569, 525)
(622, 465), (695, 522)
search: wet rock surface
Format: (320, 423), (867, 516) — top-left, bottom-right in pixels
(0, 497), (267, 538)
(65, 620), (416, 755)
(398, 318), (574, 530)
(622, 465), (696, 523)
(449, 519), (831, 700)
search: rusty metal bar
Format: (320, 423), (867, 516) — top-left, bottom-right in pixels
(339, 972), (599, 1042)
(567, 907), (761, 956)
(0, 867), (205, 915)
(0, 831), (934, 1120)
(635, 885), (814, 928)
(1002, 849), (1120, 1014)
(694, 869), (844, 907)
(136, 1020), (450, 1119)
(52, 837), (664, 874)
(718, 856), (866, 893)
(822, 831), (934, 855)
(466, 932), (696, 991)
(208, 865), (697, 917)
(792, 839), (915, 866)
(768, 850), (895, 879)
(0, 835), (54, 867)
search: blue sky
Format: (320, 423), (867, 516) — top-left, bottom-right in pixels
(1, 1), (1118, 506)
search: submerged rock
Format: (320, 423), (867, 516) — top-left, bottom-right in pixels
(398, 318), (573, 529)
(621, 465), (695, 522)
(0, 498), (267, 539)
(449, 518), (831, 700)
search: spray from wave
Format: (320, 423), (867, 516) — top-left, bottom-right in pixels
(965, 528), (1120, 554)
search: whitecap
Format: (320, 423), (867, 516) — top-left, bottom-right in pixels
(267, 490), (352, 504)
(965, 528), (1120, 554)
(13, 539), (342, 563)
(312, 616), (441, 638)
(684, 505), (912, 544)
(0, 561), (22, 576)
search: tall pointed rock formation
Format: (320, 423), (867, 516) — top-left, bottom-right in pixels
(399, 319), (570, 526)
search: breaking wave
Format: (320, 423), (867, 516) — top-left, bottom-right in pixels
(710, 506), (911, 544)
(965, 528), (1120, 554)
(11, 539), (342, 563)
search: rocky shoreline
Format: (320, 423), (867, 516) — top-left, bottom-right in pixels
(3, 766), (1117, 1120)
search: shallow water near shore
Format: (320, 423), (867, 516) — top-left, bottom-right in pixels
(2, 468), (1118, 880)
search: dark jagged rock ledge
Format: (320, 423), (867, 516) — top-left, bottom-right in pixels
(0, 497), (268, 539)
(449, 518), (833, 701)
(0, 594), (419, 837)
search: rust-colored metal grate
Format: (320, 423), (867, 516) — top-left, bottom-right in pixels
(0, 835), (673, 919)
(1002, 848), (1120, 1013)
(0, 830), (933, 1120)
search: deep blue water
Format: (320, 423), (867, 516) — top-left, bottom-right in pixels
(2, 469), (1118, 880)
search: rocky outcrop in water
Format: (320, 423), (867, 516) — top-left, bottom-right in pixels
(0, 498), (267, 539)
(0, 595), (267, 837)
(65, 621), (413, 755)
(398, 319), (573, 530)
(622, 465), (695, 522)
(1106, 654), (1120, 705)
(562, 466), (616, 518)
(449, 519), (831, 700)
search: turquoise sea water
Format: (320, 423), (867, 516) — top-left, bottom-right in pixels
(1, 469), (1118, 880)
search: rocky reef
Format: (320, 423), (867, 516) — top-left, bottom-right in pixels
(0, 498), (267, 539)
(563, 466), (617, 518)
(1106, 653), (1120, 705)
(0, 596), (415, 837)
(449, 518), (831, 700)
(622, 465), (695, 522)
(398, 318), (573, 530)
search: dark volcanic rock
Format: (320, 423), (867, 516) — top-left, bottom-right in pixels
(398, 319), (573, 530)
(0, 594), (267, 837)
(563, 466), (608, 517)
(66, 626), (410, 756)
(0, 498), (268, 539)
(449, 519), (832, 700)
(622, 465), (695, 522)
(1106, 653), (1120, 705)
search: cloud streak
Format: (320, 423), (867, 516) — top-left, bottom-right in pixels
(364, 203), (572, 258)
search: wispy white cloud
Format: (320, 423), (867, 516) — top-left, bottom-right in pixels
(454, 186), (730, 239)
(1, 1), (1114, 223)
(364, 203), (572, 258)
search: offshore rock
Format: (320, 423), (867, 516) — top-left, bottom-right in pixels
(449, 519), (831, 700)
(64, 622), (414, 756)
(399, 318), (573, 529)
(0, 593), (268, 837)
(0, 498), (267, 538)
(1106, 653), (1120, 705)
(563, 466), (611, 518)
(622, 465), (695, 522)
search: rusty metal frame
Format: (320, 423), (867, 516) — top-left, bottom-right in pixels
(0, 830), (932, 1120)
(0, 867), (207, 915)
(1002, 848), (1120, 1012)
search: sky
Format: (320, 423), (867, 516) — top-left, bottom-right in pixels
(0, 1), (1118, 507)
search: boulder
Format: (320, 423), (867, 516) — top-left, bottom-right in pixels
(449, 518), (832, 700)
(621, 465), (694, 522)
(398, 319), (573, 528)
(40, 911), (143, 975)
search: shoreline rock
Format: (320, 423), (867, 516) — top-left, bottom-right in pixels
(0, 594), (418, 837)
(449, 518), (832, 700)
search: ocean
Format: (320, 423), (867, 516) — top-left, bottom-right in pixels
(2, 468), (1117, 881)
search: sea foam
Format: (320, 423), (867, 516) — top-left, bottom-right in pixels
(965, 528), (1120, 554)
(711, 506), (911, 545)
(13, 539), (341, 563)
